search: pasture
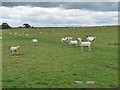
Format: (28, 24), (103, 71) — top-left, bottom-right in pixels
(2, 26), (118, 88)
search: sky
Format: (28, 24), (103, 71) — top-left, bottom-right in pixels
(0, 1), (118, 27)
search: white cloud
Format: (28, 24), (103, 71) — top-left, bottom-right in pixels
(0, 6), (118, 27)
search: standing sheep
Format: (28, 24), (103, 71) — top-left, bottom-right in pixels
(31, 39), (38, 46)
(78, 38), (92, 51)
(9, 46), (20, 55)
(86, 36), (96, 42)
(69, 40), (78, 47)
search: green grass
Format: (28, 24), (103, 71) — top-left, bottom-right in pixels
(2, 26), (118, 88)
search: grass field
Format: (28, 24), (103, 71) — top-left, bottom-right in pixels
(2, 26), (118, 88)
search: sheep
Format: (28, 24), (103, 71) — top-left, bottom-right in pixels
(86, 36), (96, 42)
(61, 38), (66, 43)
(19, 34), (22, 36)
(61, 37), (68, 43)
(14, 33), (17, 35)
(25, 34), (29, 36)
(69, 40), (78, 47)
(9, 46), (20, 55)
(22, 33), (24, 34)
(78, 38), (91, 51)
(61, 37), (73, 43)
(39, 32), (42, 34)
(67, 37), (73, 42)
(31, 39), (38, 45)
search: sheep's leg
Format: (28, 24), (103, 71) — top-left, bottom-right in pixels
(89, 46), (91, 51)
(11, 51), (14, 55)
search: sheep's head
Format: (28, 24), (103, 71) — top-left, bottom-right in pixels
(78, 38), (81, 42)
(92, 37), (96, 42)
(17, 46), (20, 49)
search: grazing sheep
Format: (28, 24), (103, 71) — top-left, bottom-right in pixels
(10, 32), (12, 35)
(25, 34), (29, 36)
(14, 33), (17, 35)
(69, 40), (78, 47)
(31, 39), (38, 45)
(86, 36), (96, 42)
(39, 32), (42, 34)
(9, 46), (20, 55)
(78, 38), (91, 51)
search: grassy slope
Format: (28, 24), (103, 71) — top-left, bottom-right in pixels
(2, 26), (118, 88)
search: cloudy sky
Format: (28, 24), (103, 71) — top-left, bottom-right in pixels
(0, 1), (118, 27)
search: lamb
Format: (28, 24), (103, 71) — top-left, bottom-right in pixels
(9, 46), (20, 55)
(86, 36), (96, 42)
(31, 39), (38, 45)
(78, 38), (91, 51)
(69, 40), (78, 47)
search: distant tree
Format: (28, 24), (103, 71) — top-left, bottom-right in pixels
(23, 23), (31, 28)
(1, 23), (11, 29)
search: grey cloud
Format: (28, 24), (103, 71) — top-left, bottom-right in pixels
(2, 2), (118, 11)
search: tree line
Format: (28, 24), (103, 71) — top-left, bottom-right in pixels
(0, 23), (31, 29)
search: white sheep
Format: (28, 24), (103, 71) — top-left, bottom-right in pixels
(86, 36), (96, 42)
(69, 40), (78, 47)
(61, 37), (67, 43)
(67, 37), (73, 42)
(14, 33), (17, 35)
(78, 38), (91, 51)
(61, 37), (72, 43)
(22, 33), (24, 34)
(9, 46), (20, 55)
(25, 34), (29, 36)
(31, 39), (38, 45)
(39, 32), (42, 34)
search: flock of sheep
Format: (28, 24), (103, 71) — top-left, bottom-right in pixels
(8, 31), (96, 55)
(9, 38), (38, 55)
(61, 36), (96, 51)
(9, 32), (39, 55)
(9, 32), (29, 36)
